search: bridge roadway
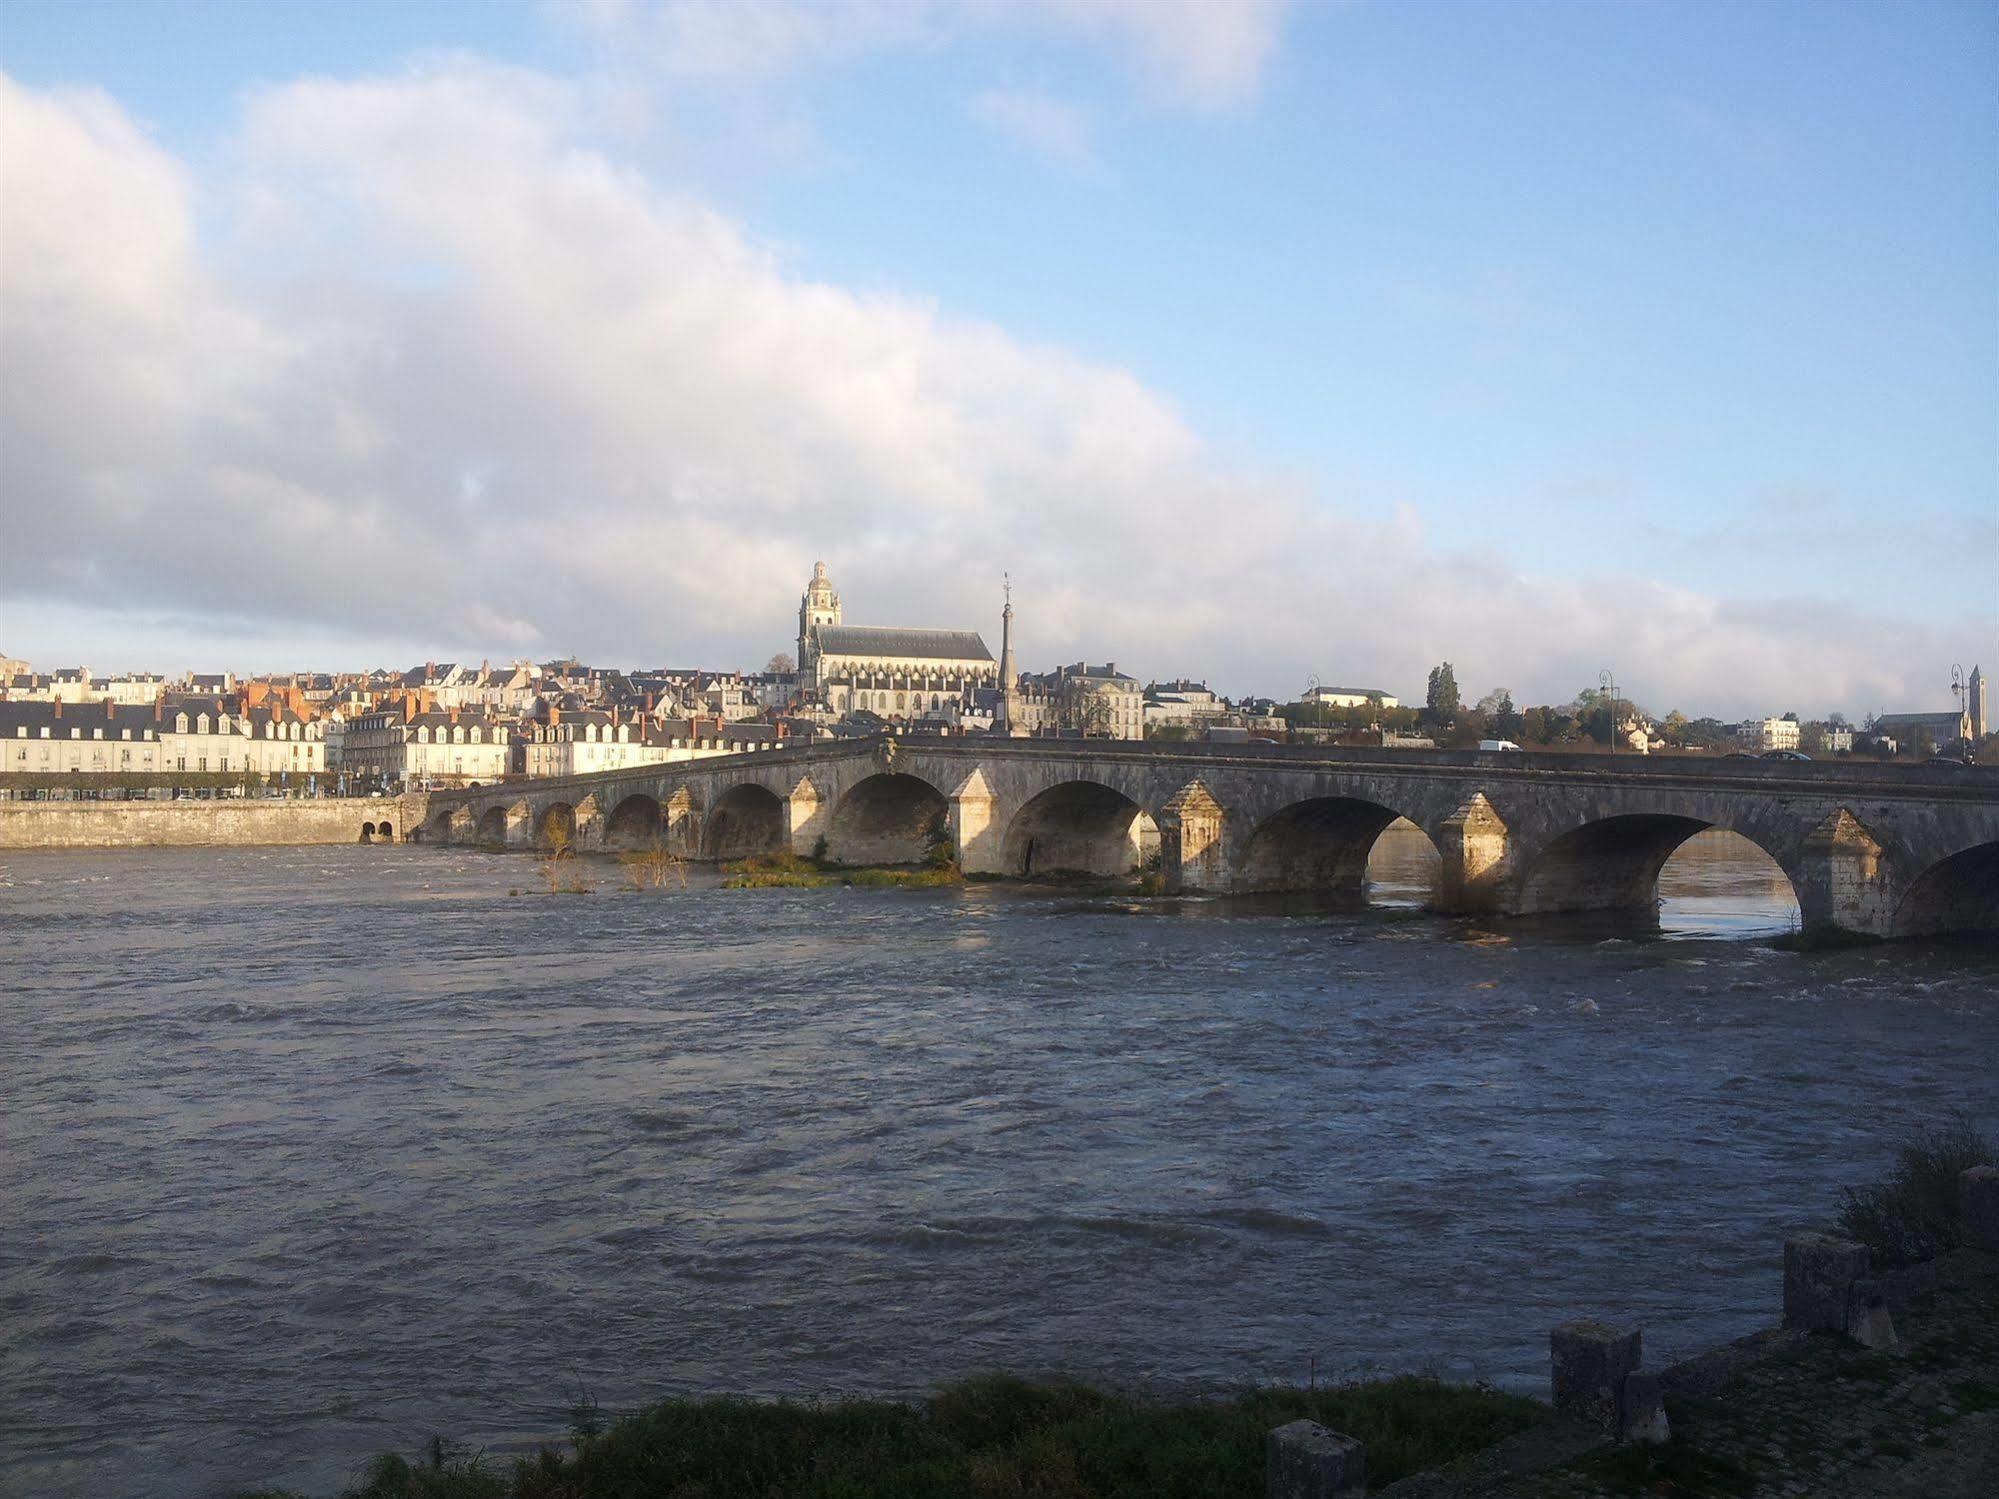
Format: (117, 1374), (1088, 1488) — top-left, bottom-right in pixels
(418, 735), (1999, 940)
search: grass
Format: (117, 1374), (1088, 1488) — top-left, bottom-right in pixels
(723, 844), (964, 891)
(243, 1373), (1544, 1499)
(1836, 1111), (1993, 1269)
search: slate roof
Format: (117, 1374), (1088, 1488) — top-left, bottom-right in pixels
(816, 626), (993, 662)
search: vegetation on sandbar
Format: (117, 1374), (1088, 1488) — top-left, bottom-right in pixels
(241, 1371), (1545, 1499)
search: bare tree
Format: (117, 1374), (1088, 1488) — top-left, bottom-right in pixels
(766, 653), (795, 675)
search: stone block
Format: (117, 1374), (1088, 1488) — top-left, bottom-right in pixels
(1266, 1419), (1364, 1498)
(1963, 1165), (1999, 1252)
(1783, 1233), (1870, 1331)
(1617, 1370), (1669, 1444)
(1844, 1277), (1897, 1350)
(1550, 1320), (1642, 1433)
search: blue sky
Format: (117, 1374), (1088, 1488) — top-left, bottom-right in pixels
(1, 0), (1993, 715)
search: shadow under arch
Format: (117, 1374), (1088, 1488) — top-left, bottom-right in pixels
(1002, 780), (1157, 878)
(606, 793), (663, 849)
(1235, 796), (1437, 902)
(704, 783), (785, 861)
(1519, 814), (1801, 929)
(1893, 840), (1999, 938)
(476, 806), (509, 845)
(824, 772), (950, 866)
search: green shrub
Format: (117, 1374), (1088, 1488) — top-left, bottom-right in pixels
(1838, 1111), (1994, 1268)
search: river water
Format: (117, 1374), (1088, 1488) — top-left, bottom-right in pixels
(3, 833), (1996, 1498)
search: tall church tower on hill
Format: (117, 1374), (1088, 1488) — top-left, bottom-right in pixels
(1971, 665), (1986, 741)
(797, 561), (841, 676)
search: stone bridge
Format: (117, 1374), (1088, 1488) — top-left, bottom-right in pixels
(418, 736), (1999, 940)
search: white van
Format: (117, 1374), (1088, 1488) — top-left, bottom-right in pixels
(1478, 739), (1523, 752)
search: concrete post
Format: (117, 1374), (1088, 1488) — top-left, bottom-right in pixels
(1550, 1321), (1642, 1433)
(1159, 780), (1228, 892)
(1793, 808), (1895, 940)
(948, 768), (1003, 875)
(1844, 1278), (1897, 1350)
(1962, 1164), (1999, 1251)
(1617, 1371), (1669, 1444)
(1783, 1233), (1870, 1331)
(785, 775), (824, 857)
(1435, 792), (1509, 912)
(1266, 1419), (1364, 1498)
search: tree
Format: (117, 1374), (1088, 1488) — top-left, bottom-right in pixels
(766, 653), (795, 675)
(1798, 722), (1827, 754)
(1424, 663), (1460, 725)
(1660, 710), (1689, 744)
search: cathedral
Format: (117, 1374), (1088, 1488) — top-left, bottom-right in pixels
(794, 562), (1006, 721)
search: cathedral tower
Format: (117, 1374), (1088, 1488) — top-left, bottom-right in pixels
(797, 561), (841, 677)
(1972, 665), (1986, 741)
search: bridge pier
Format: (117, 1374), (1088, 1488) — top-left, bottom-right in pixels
(948, 770), (1003, 875)
(572, 794), (604, 847)
(663, 787), (700, 859)
(1434, 793), (1510, 914)
(1788, 809), (1897, 940)
(1159, 780), (1227, 892)
(785, 776), (825, 857)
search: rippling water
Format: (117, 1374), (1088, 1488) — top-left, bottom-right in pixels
(3, 835), (1995, 1498)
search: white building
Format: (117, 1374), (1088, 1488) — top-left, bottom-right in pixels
(522, 711), (778, 777)
(340, 705), (512, 785)
(1304, 685), (1401, 710)
(1744, 715), (1801, 752)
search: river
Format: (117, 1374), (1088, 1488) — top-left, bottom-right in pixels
(2, 831), (1995, 1497)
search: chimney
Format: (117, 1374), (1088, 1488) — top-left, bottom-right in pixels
(106, 697), (116, 719)
(53, 699), (62, 719)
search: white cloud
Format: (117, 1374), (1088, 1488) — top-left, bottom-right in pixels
(0, 67), (1976, 716)
(967, 86), (1101, 174)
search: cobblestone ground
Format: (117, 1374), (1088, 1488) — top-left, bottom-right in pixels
(1392, 1250), (1999, 1499)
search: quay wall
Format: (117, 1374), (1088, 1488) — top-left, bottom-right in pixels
(0, 796), (429, 849)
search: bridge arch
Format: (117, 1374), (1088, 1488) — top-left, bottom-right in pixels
(535, 801), (577, 850)
(1235, 795), (1436, 899)
(476, 806), (510, 846)
(1002, 779), (1157, 879)
(359, 821), (377, 843)
(704, 783), (785, 861)
(825, 772), (950, 866)
(1893, 840), (1999, 938)
(606, 793), (663, 849)
(1515, 813), (1800, 926)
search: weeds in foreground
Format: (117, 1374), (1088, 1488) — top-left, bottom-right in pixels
(1837, 1111), (1993, 1268)
(244, 1372), (1544, 1499)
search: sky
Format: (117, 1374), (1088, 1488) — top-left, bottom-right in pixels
(0, 0), (1993, 719)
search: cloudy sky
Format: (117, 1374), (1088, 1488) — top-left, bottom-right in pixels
(1, 0), (1992, 717)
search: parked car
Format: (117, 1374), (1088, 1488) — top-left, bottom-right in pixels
(1761, 749), (1812, 762)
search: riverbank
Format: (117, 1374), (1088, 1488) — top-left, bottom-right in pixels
(0, 795), (428, 847)
(1386, 1245), (1999, 1498)
(243, 1373), (1545, 1498)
